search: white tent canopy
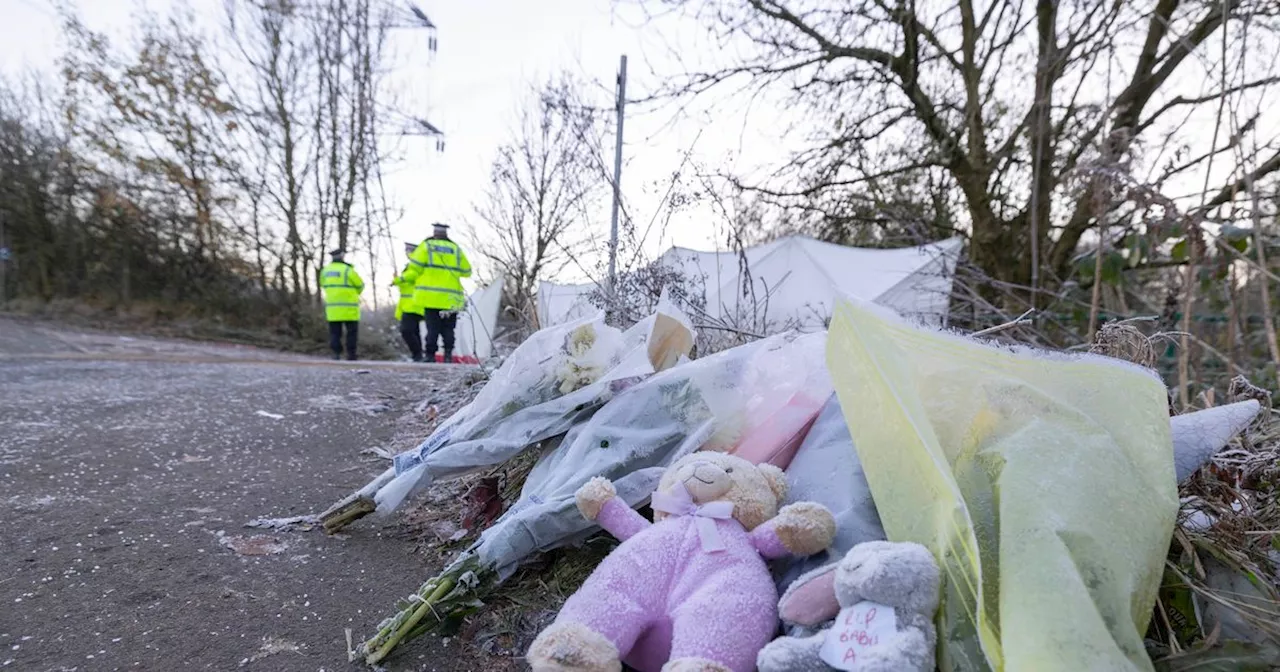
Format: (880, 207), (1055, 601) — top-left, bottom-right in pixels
(537, 236), (963, 331)
(536, 281), (600, 329)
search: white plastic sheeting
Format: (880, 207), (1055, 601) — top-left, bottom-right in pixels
(537, 236), (964, 331)
(459, 330), (833, 581)
(775, 394), (886, 582)
(376, 303), (695, 515)
(455, 274), (504, 361)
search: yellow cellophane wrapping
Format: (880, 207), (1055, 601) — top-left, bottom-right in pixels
(826, 299), (1176, 672)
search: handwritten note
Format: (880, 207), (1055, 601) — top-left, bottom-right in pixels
(819, 600), (897, 670)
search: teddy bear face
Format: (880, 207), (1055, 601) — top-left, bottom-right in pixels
(653, 451), (788, 531)
(835, 540), (942, 617)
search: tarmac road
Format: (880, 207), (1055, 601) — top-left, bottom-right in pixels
(0, 316), (470, 671)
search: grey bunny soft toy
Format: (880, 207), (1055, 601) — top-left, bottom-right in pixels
(757, 541), (941, 672)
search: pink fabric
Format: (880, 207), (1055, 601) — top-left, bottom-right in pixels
(556, 513), (789, 672)
(730, 392), (824, 469)
(650, 482), (735, 552)
(749, 518), (791, 559)
(596, 496), (650, 542)
(778, 568), (839, 626)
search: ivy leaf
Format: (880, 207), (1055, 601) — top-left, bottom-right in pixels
(1221, 226), (1251, 254)
(1172, 238), (1189, 262)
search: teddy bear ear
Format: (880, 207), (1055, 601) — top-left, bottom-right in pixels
(757, 463), (789, 503)
(779, 564), (840, 626)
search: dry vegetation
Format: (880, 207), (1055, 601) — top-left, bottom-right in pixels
(1157, 413), (1280, 669)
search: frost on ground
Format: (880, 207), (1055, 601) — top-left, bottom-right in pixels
(0, 316), (485, 671)
(217, 531), (289, 556)
(309, 393), (394, 417)
(239, 636), (305, 667)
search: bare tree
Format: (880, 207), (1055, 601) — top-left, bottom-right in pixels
(62, 8), (241, 302)
(226, 0), (313, 298)
(648, 0), (1280, 308)
(310, 0), (390, 279)
(471, 77), (609, 324)
(225, 0), (398, 309)
(0, 74), (75, 300)
(0, 1), (407, 333)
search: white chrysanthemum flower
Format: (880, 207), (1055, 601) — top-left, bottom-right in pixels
(566, 323), (597, 358)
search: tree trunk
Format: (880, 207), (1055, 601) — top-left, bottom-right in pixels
(967, 214), (1026, 308)
(956, 169), (1027, 310)
(1027, 0), (1058, 304)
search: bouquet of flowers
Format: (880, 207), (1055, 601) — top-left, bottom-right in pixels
(314, 305), (694, 533)
(359, 331), (831, 663)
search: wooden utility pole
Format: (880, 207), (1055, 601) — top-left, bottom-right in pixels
(607, 54), (627, 297)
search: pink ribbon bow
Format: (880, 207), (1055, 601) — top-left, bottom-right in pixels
(651, 481), (735, 553)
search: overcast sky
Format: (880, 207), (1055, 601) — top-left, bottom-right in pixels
(0, 0), (791, 303)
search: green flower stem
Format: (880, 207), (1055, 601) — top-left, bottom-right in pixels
(364, 578), (455, 664)
(320, 496), (376, 534)
(363, 578), (440, 650)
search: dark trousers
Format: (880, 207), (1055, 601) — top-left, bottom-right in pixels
(328, 321), (359, 360)
(400, 312), (424, 361)
(423, 309), (457, 360)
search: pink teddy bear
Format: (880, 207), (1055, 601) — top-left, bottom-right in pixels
(527, 451), (837, 672)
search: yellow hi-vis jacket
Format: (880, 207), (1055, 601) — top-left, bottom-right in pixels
(402, 237), (471, 311)
(319, 261), (364, 322)
(394, 262), (421, 321)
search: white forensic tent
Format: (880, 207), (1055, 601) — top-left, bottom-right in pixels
(536, 280), (600, 329)
(452, 274), (504, 362)
(537, 236), (963, 330)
